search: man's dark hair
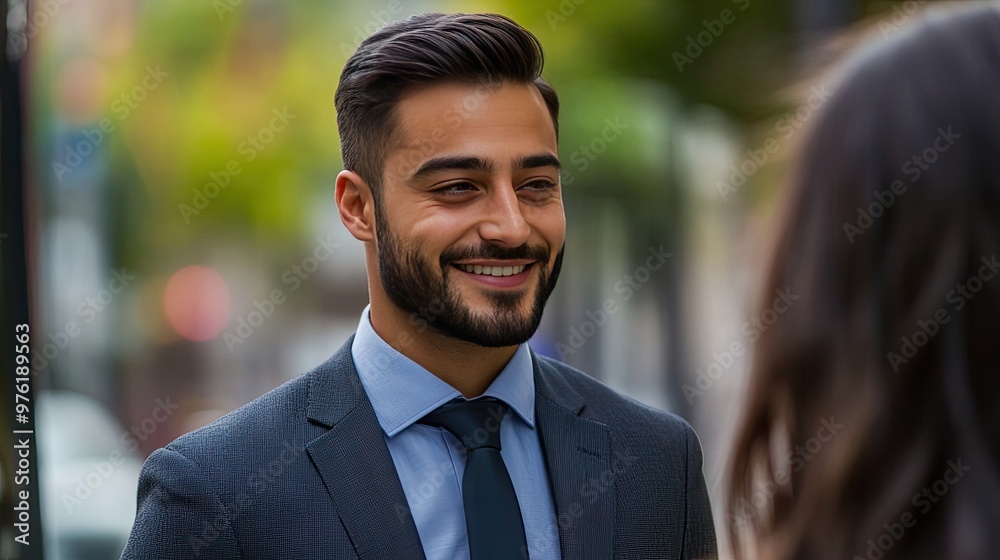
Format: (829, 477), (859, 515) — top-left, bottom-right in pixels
(334, 12), (559, 205)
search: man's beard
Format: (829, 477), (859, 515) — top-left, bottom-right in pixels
(375, 210), (563, 348)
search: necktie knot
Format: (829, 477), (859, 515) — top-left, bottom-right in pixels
(420, 399), (507, 451)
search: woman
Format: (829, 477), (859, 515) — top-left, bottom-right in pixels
(728, 5), (1000, 559)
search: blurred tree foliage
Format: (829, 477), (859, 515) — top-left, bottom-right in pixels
(89, 0), (800, 413)
(107, 1), (342, 268)
(105, 0), (799, 269)
(99, 0), (933, 265)
(60, 0), (934, 410)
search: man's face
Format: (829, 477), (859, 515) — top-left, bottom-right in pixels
(374, 81), (565, 348)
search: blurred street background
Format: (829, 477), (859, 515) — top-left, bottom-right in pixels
(3, 0), (970, 557)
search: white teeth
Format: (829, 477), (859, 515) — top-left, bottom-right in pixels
(459, 264), (527, 277)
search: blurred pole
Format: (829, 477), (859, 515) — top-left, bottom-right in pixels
(659, 129), (690, 418)
(2, 0), (44, 558)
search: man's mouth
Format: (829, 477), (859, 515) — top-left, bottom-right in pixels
(454, 263), (529, 277)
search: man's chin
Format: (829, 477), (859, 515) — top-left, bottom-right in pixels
(435, 307), (541, 348)
(451, 328), (537, 349)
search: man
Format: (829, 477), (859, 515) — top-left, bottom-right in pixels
(122, 12), (717, 560)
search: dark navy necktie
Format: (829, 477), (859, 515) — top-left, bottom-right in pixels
(420, 399), (529, 560)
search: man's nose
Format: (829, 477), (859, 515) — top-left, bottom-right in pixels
(477, 184), (531, 247)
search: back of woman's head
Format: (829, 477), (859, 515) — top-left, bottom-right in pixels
(728, 5), (1000, 559)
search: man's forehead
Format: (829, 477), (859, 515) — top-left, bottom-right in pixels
(392, 81), (555, 148)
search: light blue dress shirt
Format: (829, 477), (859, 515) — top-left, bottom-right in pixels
(351, 305), (562, 560)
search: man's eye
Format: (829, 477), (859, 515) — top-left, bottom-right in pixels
(520, 180), (557, 191)
(434, 182), (476, 196)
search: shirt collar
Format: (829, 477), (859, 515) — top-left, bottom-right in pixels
(351, 304), (536, 437)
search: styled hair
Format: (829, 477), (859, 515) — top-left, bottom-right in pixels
(334, 12), (559, 205)
(728, 5), (1000, 560)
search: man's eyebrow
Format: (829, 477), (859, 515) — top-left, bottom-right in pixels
(515, 153), (561, 171)
(410, 156), (495, 180)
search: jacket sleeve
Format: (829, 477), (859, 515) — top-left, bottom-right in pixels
(682, 423), (719, 560)
(121, 446), (242, 560)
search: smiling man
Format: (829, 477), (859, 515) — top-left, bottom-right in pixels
(122, 13), (717, 560)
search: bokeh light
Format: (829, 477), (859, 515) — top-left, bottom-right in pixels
(162, 265), (232, 341)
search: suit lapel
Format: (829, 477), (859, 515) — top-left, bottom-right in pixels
(533, 351), (615, 559)
(304, 336), (425, 560)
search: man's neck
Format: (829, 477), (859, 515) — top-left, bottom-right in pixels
(368, 305), (519, 399)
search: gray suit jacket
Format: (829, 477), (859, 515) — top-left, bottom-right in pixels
(122, 336), (717, 559)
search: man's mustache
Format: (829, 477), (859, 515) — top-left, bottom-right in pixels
(439, 243), (550, 267)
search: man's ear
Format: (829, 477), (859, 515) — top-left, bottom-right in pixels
(336, 170), (376, 242)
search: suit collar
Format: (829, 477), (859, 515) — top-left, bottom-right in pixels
(305, 339), (614, 560)
(531, 350), (615, 559)
(306, 333), (362, 428)
(530, 346), (586, 415)
(304, 336), (426, 560)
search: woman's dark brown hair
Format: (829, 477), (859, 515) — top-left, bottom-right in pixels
(728, 5), (1000, 559)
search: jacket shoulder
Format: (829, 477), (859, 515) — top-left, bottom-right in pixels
(534, 353), (696, 441)
(123, 363), (343, 558)
(168, 371), (313, 459)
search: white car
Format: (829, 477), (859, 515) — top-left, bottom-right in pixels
(38, 391), (143, 560)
